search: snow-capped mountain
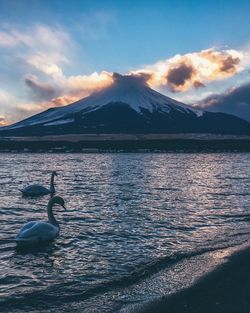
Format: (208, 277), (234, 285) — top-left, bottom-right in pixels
(1, 73), (250, 135)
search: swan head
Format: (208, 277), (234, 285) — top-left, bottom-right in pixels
(51, 196), (66, 210)
(52, 171), (58, 177)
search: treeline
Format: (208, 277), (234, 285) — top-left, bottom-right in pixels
(1, 139), (250, 152)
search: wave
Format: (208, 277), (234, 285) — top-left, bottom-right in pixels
(0, 240), (247, 312)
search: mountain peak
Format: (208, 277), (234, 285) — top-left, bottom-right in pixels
(69, 72), (203, 115)
(112, 72), (150, 88)
(3, 73), (249, 136)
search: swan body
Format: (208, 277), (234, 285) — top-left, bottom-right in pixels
(15, 221), (59, 244)
(20, 171), (57, 196)
(20, 184), (53, 196)
(15, 196), (66, 245)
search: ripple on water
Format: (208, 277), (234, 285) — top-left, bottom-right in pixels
(0, 153), (250, 311)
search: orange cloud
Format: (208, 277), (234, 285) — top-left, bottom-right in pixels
(132, 48), (244, 92)
(165, 60), (204, 92)
(20, 48), (245, 117)
(23, 71), (113, 108)
(49, 96), (79, 107)
(200, 49), (240, 78)
(0, 115), (7, 126)
(24, 49), (241, 111)
(65, 71), (113, 97)
(2, 38), (248, 126)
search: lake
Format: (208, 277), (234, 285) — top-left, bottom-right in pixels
(1, 153), (250, 312)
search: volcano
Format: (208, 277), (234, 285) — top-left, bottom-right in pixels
(1, 73), (250, 136)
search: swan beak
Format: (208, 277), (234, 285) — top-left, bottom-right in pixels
(62, 204), (66, 210)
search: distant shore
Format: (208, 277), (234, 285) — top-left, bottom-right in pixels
(1, 133), (250, 152)
(137, 245), (250, 313)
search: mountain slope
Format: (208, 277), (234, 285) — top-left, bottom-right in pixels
(1, 74), (250, 136)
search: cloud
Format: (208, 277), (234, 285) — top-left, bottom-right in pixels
(65, 71), (113, 96)
(167, 62), (194, 87)
(0, 115), (7, 126)
(132, 48), (245, 92)
(165, 61), (205, 92)
(49, 96), (80, 107)
(0, 89), (32, 125)
(112, 72), (153, 86)
(0, 30), (18, 46)
(199, 49), (240, 76)
(24, 74), (57, 101)
(27, 54), (65, 77)
(23, 45), (245, 107)
(196, 82), (250, 121)
(40, 72), (152, 110)
(74, 11), (117, 40)
(193, 81), (205, 88)
(1, 23), (250, 127)
(0, 24), (71, 50)
(1, 61), (113, 125)
(25, 71), (113, 107)
(0, 24), (71, 85)
(0, 89), (16, 105)
(0, 23), (117, 125)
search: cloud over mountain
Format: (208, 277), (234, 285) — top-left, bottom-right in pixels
(22, 48), (245, 114)
(0, 22), (249, 125)
(25, 75), (57, 101)
(0, 115), (6, 126)
(165, 61), (204, 92)
(197, 82), (250, 122)
(133, 48), (243, 92)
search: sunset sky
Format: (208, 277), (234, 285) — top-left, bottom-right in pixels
(1, 0), (250, 125)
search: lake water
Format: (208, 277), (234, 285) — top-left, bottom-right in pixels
(1, 153), (250, 312)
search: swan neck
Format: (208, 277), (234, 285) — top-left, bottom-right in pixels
(47, 200), (58, 226)
(50, 173), (55, 192)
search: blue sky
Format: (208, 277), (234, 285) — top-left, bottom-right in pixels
(0, 0), (250, 124)
(1, 0), (250, 73)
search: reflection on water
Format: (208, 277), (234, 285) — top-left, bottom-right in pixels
(0, 153), (250, 311)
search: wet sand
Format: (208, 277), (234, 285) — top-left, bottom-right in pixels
(138, 246), (250, 313)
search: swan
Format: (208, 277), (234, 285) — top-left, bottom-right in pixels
(15, 196), (66, 245)
(20, 171), (58, 196)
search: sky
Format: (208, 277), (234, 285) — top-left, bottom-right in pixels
(0, 0), (250, 125)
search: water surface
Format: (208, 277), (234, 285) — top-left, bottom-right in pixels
(1, 153), (250, 312)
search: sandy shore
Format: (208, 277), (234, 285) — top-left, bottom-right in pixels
(137, 246), (250, 313)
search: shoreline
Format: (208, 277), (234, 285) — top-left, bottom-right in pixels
(136, 244), (250, 313)
(1, 137), (250, 153)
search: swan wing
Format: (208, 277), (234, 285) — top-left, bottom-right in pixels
(16, 221), (59, 243)
(20, 184), (51, 195)
(18, 221), (37, 232)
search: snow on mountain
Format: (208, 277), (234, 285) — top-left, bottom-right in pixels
(4, 73), (204, 130)
(1, 73), (250, 135)
(43, 118), (75, 126)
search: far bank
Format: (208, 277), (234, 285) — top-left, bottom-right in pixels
(1, 133), (250, 153)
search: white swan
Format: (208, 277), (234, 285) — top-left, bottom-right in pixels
(15, 196), (66, 245)
(20, 171), (58, 196)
